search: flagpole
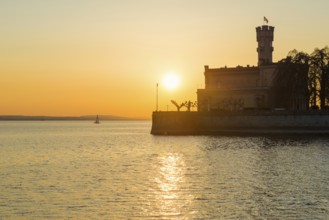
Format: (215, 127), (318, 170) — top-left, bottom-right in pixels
(156, 83), (158, 112)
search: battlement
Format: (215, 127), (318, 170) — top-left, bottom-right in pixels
(204, 65), (258, 73)
(256, 25), (275, 32)
(256, 26), (274, 41)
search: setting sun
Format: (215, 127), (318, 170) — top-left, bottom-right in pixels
(163, 73), (180, 90)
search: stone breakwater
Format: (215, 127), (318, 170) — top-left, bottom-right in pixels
(151, 111), (329, 135)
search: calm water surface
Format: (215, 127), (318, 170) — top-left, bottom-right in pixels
(1, 121), (329, 219)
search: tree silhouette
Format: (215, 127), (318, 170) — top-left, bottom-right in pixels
(171, 100), (184, 111)
(273, 47), (329, 110)
(273, 50), (309, 110)
(310, 47), (329, 109)
(182, 100), (197, 111)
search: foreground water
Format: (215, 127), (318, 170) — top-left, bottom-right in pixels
(0, 121), (329, 219)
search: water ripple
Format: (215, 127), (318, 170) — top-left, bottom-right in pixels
(0, 121), (329, 219)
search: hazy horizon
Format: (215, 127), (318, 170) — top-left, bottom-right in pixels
(1, 0), (329, 118)
(0, 114), (149, 120)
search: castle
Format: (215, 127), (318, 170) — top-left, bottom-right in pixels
(151, 23), (325, 135)
(197, 25), (278, 111)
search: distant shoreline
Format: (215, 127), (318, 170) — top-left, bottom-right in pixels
(0, 115), (149, 121)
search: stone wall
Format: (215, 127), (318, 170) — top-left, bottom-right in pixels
(151, 111), (329, 135)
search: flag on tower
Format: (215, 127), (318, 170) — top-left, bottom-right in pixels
(264, 16), (269, 24)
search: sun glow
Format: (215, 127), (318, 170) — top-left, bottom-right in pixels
(163, 73), (180, 90)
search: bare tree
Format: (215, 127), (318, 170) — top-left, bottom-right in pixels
(182, 100), (197, 111)
(171, 100), (184, 111)
(310, 47), (329, 109)
(273, 50), (310, 110)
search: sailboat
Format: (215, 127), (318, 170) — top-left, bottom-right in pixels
(94, 115), (100, 124)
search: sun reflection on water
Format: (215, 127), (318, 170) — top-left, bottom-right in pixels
(150, 153), (193, 219)
(158, 154), (183, 192)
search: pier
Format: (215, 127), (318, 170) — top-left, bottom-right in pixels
(151, 111), (329, 135)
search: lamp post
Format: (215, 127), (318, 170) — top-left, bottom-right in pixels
(156, 83), (158, 112)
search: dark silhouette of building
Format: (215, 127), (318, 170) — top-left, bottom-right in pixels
(256, 25), (274, 65)
(197, 24), (277, 111)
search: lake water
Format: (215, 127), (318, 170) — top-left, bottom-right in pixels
(1, 121), (329, 219)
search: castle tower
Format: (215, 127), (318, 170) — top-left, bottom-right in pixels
(256, 25), (274, 66)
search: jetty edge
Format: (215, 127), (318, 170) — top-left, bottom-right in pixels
(151, 111), (329, 135)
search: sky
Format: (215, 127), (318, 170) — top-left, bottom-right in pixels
(1, 0), (329, 118)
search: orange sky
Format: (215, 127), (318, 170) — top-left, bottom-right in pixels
(1, 0), (329, 118)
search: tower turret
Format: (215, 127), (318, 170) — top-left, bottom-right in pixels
(256, 25), (274, 66)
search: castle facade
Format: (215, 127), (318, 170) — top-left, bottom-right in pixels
(197, 25), (278, 111)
